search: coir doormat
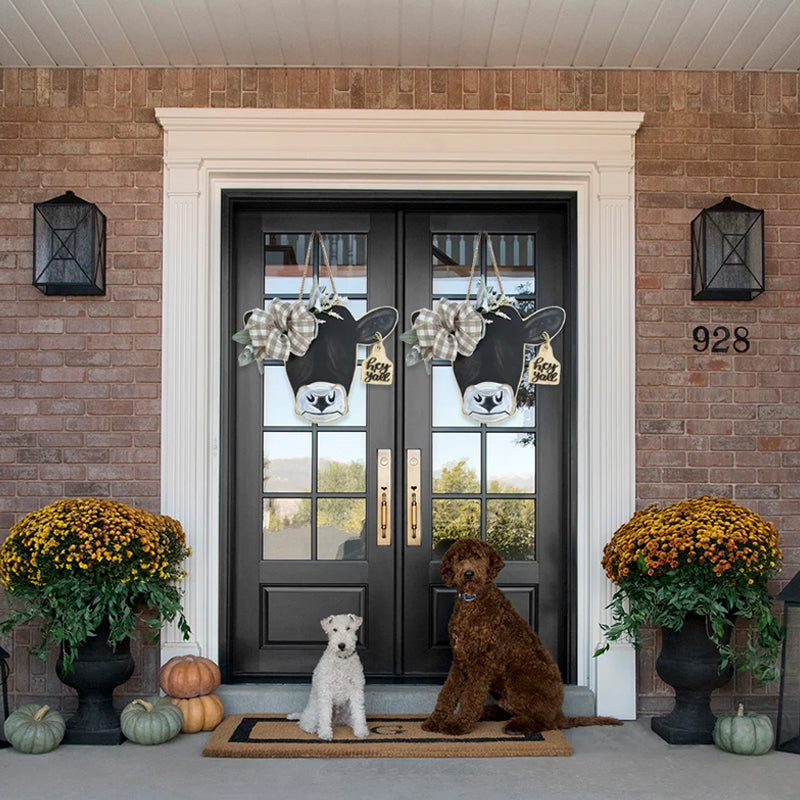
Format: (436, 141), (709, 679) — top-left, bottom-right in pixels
(202, 714), (572, 758)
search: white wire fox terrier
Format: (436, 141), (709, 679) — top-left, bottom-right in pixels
(287, 613), (370, 740)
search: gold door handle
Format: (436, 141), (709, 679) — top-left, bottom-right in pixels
(406, 449), (421, 546)
(377, 449), (391, 546)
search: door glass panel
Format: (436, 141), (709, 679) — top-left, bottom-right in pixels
(317, 498), (366, 560)
(264, 365), (311, 427)
(493, 364), (536, 428)
(432, 232), (471, 296)
(317, 432), (366, 492)
(432, 365), (475, 427)
(263, 432), (312, 492)
(264, 233), (310, 294)
(265, 232), (368, 295)
(432, 499), (481, 550)
(487, 233), (535, 294)
(319, 233), (368, 294)
(432, 433), (480, 492)
(487, 498), (536, 560)
(487, 433), (535, 493)
(263, 497), (311, 559)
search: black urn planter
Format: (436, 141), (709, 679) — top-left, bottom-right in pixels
(651, 612), (734, 745)
(55, 619), (135, 745)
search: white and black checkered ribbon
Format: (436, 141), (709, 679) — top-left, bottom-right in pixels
(412, 297), (485, 362)
(244, 298), (318, 362)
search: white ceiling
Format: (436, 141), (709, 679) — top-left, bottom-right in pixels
(1, 0), (799, 71)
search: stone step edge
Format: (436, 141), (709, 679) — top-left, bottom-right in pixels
(217, 684), (596, 717)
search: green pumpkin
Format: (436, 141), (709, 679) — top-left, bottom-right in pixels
(4, 704), (66, 754)
(120, 697), (184, 745)
(713, 704), (774, 755)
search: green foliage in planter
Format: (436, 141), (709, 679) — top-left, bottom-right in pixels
(4, 704), (65, 754)
(595, 496), (784, 683)
(0, 498), (192, 671)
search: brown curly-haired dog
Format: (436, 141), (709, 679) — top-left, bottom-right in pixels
(422, 538), (622, 735)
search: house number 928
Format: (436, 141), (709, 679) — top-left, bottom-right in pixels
(692, 325), (751, 353)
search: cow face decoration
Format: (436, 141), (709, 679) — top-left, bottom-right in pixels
(402, 231), (566, 424)
(234, 230), (399, 424)
(286, 305), (398, 422)
(452, 305), (565, 423)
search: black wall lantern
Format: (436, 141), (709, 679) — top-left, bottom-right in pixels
(777, 570), (800, 753)
(691, 196), (764, 301)
(33, 190), (106, 295)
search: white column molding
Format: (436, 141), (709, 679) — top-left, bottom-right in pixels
(156, 109), (643, 715)
(589, 166), (638, 718)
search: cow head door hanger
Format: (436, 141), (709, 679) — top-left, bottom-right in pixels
(402, 231), (566, 423)
(234, 231), (399, 423)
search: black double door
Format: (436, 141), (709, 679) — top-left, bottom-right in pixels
(225, 196), (573, 681)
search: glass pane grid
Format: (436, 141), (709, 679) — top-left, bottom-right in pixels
(261, 232), (369, 562)
(430, 230), (538, 561)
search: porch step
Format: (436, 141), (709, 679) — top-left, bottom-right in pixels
(217, 683), (595, 717)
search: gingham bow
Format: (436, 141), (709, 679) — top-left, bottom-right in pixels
(412, 298), (485, 362)
(245, 298), (318, 362)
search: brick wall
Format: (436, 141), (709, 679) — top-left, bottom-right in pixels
(0, 67), (798, 719)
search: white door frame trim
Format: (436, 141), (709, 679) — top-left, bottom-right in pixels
(156, 108), (643, 718)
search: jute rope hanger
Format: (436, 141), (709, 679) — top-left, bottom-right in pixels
(299, 230), (339, 301)
(465, 230), (507, 301)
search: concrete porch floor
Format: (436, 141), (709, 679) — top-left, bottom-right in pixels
(2, 717), (797, 800)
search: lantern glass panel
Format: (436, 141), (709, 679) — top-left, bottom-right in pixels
(33, 192), (106, 295)
(691, 197), (764, 301)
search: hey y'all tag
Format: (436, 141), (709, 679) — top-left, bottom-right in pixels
(361, 338), (394, 385)
(528, 336), (561, 385)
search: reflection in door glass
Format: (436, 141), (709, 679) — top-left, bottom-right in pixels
(432, 365), (474, 427)
(487, 499), (535, 561)
(432, 499), (481, 554)
(487, 233), (535, 295)
(432, 433), (480, 493)
(264, 232), (368, 295)
(432, 232), (535, 296)
(263, 432), (312, 492)
(432, 233), (471, 296)
(263, 497), (311, 559)
(317, 432), (366, 492)
(263, 365), (311, 427)
(317, 498), (366, 560)
(487, 433), (535, 493)
(319, 233), (368, 295)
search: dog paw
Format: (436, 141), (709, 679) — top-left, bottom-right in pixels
(318, 729), (334, 741)
(440, 720), (475, 736)
(286, 712), (300, 721)
(421, 717), (443, 732)
(353, 728), (370, 739)
(503, 718), (538, 735)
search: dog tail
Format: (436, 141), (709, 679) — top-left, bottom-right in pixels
(557, 713), (623, 729)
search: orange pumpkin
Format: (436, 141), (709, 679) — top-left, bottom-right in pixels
(159, 655), (221, 698)
(168, 693), (225, 733)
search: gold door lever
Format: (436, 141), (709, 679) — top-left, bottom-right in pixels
(377, 449), (391, 546)
(406, 449), (421, 546)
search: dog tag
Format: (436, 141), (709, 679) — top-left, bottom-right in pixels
(361, 336), (394, 385)
(528, 335), (561, 386)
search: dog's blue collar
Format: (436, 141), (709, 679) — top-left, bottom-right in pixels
(458, 587), (488, 602)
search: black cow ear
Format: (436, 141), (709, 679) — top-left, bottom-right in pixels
(520, 306), (566, 344)
(354, 307), (399, 344)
